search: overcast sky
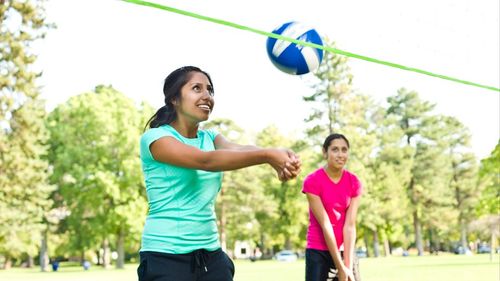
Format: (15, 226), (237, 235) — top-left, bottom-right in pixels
(35, 0), (499, 159)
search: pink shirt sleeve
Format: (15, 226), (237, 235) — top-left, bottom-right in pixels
(302, 173), (321, 196)
(350, 173), (363, 197)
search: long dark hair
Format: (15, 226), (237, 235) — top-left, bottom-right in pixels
(144, 66), (214, 130)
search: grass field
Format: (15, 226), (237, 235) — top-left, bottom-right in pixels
(1, 253), (498, 281)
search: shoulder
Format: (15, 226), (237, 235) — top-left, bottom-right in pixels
(303, 168), (324, 188)
(344, 169), (363, 196)
(302, 168), (325, 195)
(141, 125), (176, 144)
(344, 170), (359, 181)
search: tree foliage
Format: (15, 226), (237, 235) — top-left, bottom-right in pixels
(0, 0), (53, 268)
(477, 141), (500, 216)
(46, 86), (148, 267)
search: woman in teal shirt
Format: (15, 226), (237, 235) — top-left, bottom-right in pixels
(137, 66), (301, 281)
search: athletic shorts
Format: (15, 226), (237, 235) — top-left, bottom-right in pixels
(137, 248), (235, 281)
(305, 248), (361, 281)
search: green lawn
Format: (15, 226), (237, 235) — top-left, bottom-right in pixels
(1, 254), (498, 281)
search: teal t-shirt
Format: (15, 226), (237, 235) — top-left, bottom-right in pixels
(139, 124), (223, 254)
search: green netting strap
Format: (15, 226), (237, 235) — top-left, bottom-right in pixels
(122, 0), (500, 92)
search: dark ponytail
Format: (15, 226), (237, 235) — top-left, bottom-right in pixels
(143, 104), (175, 131)
(144, 66), (214, 130)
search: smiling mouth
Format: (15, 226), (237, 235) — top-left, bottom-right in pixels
(198, 105), (211, 111)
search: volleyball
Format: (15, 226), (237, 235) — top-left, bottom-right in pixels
(266, 21), (324, 75)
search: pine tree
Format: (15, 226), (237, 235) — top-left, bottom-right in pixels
(0, 0), (54, 269)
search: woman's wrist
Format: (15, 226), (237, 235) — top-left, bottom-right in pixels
(262, 148), (272, 164)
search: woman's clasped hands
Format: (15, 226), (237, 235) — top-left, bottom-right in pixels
(268, 148), (302, 182)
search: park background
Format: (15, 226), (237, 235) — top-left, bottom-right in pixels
(0, 0), (498, 280)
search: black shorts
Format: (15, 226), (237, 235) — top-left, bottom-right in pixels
(305, 249), (361, 281)
(137, 248), (235, 281)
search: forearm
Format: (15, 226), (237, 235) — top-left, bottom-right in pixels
(321, 225), (344, 271)
(343, 225), (356, 269)
(199, 149), (271, 171)
(231, 144), (260, 151)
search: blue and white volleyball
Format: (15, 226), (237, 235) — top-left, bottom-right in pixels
(266, 21), (324, 75)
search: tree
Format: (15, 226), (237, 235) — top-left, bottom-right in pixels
(47, 86), (148, 269)
(386, 88), (452, 256)
(362, 112), (411, 256)
(439, 116), (480, 251)
(476, 141), (499, 216)
(473, 141), (500, 259)
(303, 39), (353, 147)
(202, 119), (270, 252)
(0, 0), (54, 270)
(256, 126), (309, 251)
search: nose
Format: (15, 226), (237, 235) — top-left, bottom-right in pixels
(202, 89), (213, 99)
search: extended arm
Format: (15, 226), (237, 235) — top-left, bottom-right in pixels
(213, 134), (262, 151)
(342, 196), (361, 270)
(214, 134), (301, 180)
(150, 134), (300, 179)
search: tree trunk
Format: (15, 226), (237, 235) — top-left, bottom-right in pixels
(260, 233), (268, 258)
(413, 211), (424, 256)
(96, 249), (102, 265)
(285, 237), (292, 250)
(383, 236), (391, 257)
(328, 94), (334, 134)
(102, 238), (111, 269)
(435, 234), (441, 254)
(27, 255), (34, 268)
(490, 231), (496, 262)
(407, 175), (424, 256)
(428, 228), (438, 254)
(116, 228), (125, 269)
(40, 229), (49, 271)
(2, 255), (12, 269)
(459, 217), (468, 251)
(372, 229), (380, 257)
(363, 232), (371, 257)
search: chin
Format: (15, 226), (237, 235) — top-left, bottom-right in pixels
(331, 164), (344, 170)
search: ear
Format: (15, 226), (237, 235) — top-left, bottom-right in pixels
(171, 99), (178, 106)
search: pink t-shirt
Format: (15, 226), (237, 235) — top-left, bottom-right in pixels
(302, 168), (362, 251)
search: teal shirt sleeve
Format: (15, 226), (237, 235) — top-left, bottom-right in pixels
(204, 128), (219, 143)
(140, 127), (174, 162)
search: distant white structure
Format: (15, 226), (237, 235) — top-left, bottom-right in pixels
(234, 241), (253, 259)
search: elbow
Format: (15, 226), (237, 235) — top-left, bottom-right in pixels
(198, 160), (220, 172)
(200, 165), (220, 172)
(344, 222), (356, 234)
(197, 151), (225, 172)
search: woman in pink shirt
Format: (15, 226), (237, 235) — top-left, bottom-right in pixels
(302, 133), (362, 281)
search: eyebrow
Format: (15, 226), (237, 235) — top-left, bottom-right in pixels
(189, 82), (212, 87)
(331, 145), (348, 149)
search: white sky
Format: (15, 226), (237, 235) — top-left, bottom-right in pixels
(35, 0), (499, 159)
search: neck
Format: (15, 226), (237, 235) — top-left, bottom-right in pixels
(170, 120), (199, 138)
(324, 165), (343, 179)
